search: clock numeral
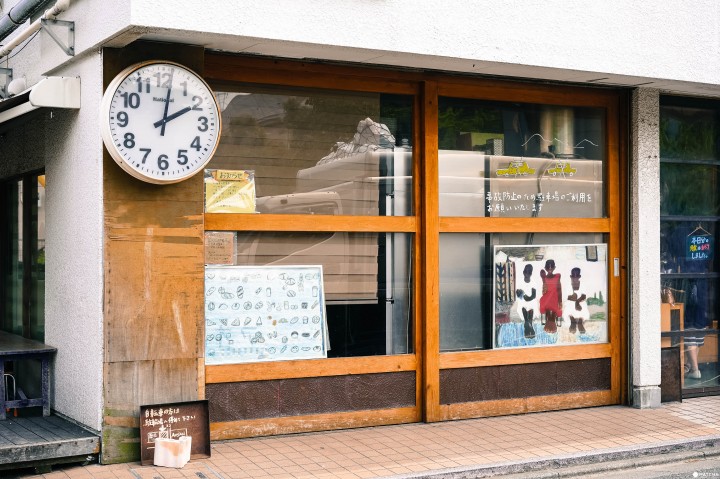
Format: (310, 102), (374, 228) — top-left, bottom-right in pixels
(191, 96), (203, 111)
(177, 149), (189, 165)
(158, 154), (169, 171)
(136, 77), (150, 93)
(123, 133), (136, 149)
(180, 80), (188, 96)
(140, 148), (151, 163)
(197, 116), (209, 132)
(117, 111), (129, 127)
(190, 136), (202, 151)
(154, 72), (172, 88)
(120, 92), (140, 109)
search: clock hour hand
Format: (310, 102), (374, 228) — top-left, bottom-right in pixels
(154, 106), (192, 129)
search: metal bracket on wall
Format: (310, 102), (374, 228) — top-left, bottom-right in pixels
(0, 67), (12, 99)
(40, 19), (75, 56)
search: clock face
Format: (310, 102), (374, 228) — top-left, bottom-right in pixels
(101, 61), (222, 184)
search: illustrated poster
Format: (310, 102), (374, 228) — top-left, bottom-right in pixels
(493, 244), (608, 349)
(205, 265), (327, 364)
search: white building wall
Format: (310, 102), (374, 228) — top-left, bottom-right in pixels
(0, 0), (108, 432)
(42, 50), (105, 431)
(0, 51), (105, 430)
(6, 1), (717, 94)
(127, 0), (720, 94)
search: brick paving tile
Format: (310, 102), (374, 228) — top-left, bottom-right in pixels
(11, 398), (720, 479)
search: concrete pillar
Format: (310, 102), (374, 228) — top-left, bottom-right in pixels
(630, 88), (662, 408)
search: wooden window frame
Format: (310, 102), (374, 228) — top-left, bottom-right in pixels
(425, 79), (624, 420)
(203, 55), (424, 398)
(203, 54), (626, 421)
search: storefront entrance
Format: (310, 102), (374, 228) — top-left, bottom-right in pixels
(197, 55), (627, 437)
(96, 46), (628, 451)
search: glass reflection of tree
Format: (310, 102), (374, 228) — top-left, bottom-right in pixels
(659, 109), (720, 217)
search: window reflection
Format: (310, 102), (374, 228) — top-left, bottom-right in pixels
(438, 99), (605, 218)
(205, 231), (413, 362)
(209, 84), (413, 216)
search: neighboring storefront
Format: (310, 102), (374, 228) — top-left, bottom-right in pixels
(659, 96), (720, 397)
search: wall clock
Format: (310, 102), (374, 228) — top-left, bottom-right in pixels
(100, 61), (222, 184)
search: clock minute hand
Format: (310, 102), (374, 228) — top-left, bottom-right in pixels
(154, 106), (192, 129)
(159, 68), (175, 136)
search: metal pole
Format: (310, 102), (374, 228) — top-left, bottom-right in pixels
(0, 0), (53, 44)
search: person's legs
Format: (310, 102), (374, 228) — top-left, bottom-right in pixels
(523, 308), (535, 339)
(686, 343), (700, 378)
(569, 315), (577, 334)
(544, 310), (557, 333)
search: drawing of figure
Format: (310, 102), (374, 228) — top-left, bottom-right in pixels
(515, 264), (539, 339)
(539, 259), (562, 333)
(564, 267), (589, 334)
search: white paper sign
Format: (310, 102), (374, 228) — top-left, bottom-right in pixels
(205, 265), (327, 364)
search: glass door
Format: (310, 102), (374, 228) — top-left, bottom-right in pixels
(423, 82), (624, 421)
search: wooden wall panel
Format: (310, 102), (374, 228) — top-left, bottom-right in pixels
(104, 191), (203, 362)
(104, 359), (200, 411)
(210, 407), (417, 441)
(101, 359), (200, 464)
(439, 390), (613, 421)
(102, 42), (205, 464)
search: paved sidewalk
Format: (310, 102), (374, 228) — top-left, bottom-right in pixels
(13, 396), (720, 479)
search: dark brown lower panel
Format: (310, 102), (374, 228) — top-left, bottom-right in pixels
(207, 371), (416, 421)
(440, 358), (611, 404)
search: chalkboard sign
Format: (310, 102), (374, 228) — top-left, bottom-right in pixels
(139, 400), (210, 466)
(687, 234), (712, 261)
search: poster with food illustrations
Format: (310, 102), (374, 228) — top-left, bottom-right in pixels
(204, 265), (327, 364)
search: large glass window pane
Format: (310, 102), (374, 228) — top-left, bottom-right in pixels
(207, 84), (413, 216)
(660, 104), (719, 162)
(1, 180), (23, 335)
(660, 164), (720, 217)
(438, 98), (605, 218)
(0, 174), (45, 340)
(660, 97), (720, 393)
(204, 231), (413, 364)
(440, 233), (488, 350)
(440, 233), (608, 352)
(660, 273), (719, 387)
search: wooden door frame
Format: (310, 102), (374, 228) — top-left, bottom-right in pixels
(422, 77), (626, 421)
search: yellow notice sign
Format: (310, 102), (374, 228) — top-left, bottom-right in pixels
(204, 169), (256, 213)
